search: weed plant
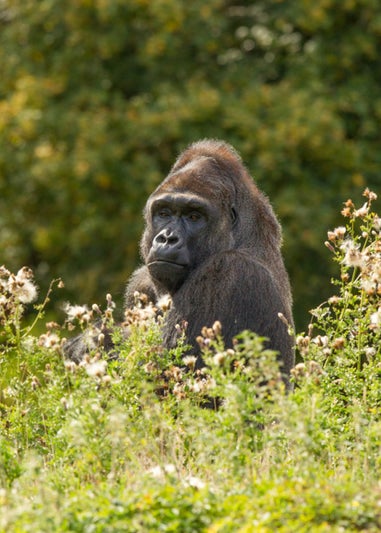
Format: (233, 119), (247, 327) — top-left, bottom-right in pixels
(1, 190), (381, 532)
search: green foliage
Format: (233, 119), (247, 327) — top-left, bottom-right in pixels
(1, 190), (381, 531)
(1, 1), (381, 327)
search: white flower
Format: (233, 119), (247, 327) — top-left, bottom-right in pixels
(373, 217), (381, 232)
(9, 267), (38, 304)
(183, 355), (197, 370)
(64, 303), (91, 322)
(354, 202), (369, 218)
(370, 309), (381, 329)
(148, 464), (176, 478)
(39, 332), (61, 349)
(185, 476), (206, 490)
(327, 226), (346, 241)
(85, 359), (107, 378)
(341, 240), (364, 268)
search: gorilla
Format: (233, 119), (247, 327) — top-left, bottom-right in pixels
(65, 140), (294, 383)
(125, 139), (294, 380)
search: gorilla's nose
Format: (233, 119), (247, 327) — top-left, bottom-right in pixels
(154, 229), (181, 247)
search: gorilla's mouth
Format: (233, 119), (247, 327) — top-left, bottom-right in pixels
(149, 260), (187, 269)
(147, 260), (188, 292)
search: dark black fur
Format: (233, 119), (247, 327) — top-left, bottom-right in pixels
(125, 140), (294, 381)
(65, 140), (294, 382)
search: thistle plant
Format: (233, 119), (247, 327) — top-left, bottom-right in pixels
(295, 188), (381, 413)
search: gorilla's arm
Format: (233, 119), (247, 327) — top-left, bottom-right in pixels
(124, 265), (160, 307)
(162, 250), (294, 379)
(64, 266), (159, 362)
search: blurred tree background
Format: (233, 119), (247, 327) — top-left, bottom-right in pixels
(0, 0), (380, 330)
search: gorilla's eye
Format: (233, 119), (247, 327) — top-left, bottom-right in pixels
(188, 211), (202, 222)
(158, 209), (172, 218)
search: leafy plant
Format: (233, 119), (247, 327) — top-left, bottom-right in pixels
(1, 189), (381, 531)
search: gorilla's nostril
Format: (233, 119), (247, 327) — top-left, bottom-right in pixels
(167, 235), (179, 245)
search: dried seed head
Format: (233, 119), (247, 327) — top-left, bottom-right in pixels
(324, 241), (335, 253)
(332, 337), (345, 350)
(183, 355), (197, 370)
(213, 351), (226, 366)
(212, 321), (222, 336)
(363, 188), (377, 201)
(354, 202), (369, 218)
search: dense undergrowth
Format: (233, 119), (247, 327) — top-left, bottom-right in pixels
(1, 190), (381, 532)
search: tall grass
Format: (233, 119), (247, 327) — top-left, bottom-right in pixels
(1, 189), (381, 532)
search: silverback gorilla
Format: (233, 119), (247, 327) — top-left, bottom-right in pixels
(66, 140), (294, 382)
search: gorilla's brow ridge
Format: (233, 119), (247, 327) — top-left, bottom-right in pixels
(150, 193), (211, 214)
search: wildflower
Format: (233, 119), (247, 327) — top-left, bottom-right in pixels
(328, 296), (342, 305)
(365, 347), (376, 359)
(341, 199), (354, 217)
(185, 475), (206, 490)
(183, 355), (197, 370)
(92, 303), (101, 314)
(373, 217), (381, 232)
(102, 374), (112, 385)
(85, 359), (107, 378)
(31, 376), (41, 390)
(60, 397), (69, 410)
(354, 202), (369, 218)
(213, 351), (226, 366)
(9, 267), (38, 304)
(332, 337), (345, 350)
(341, 240), (364, 268)
(212, 320), (222, 336)
(106, 293), (115, 309)
(370, 309), (381, 330)
(327, 226), (346, 242)
(157, 294), (172, 311)
(143, 361), (157, 374)
(38, 331), (61, 349)
(291, 360), (325, 384)
(173, 382), (186, 399)
(64, 360), (77, 373)
(148, 464), (176, 478)
(363, 188), (377, 202)
(296, 335), (310, 355)
(175, 321), (188, 334)
(361, 277), (377, 295)
(277, 312), (289, 326)
(164, 365), (182, 382)
(64, 303), (91, 323)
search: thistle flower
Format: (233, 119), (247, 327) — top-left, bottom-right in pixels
(370, 309), (381, 330)
(353, 202), (369, 218)
(327, 226), (346, 242)
(363, 188), (377, 202)
(341, 240), (364, 268)
(212, 351), (226, 366)
(85, 359), (107, 378)
(64, 303), (91, 323)
(185, 475), (206, 490)
(8, 267), (38, 304)
(38, 331), (61, 349)
(183, 355), (197, 370)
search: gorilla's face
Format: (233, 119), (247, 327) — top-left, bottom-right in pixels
(145, 192), (216, 293)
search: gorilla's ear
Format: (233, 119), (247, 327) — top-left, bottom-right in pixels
(231, 206), (238, 226)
